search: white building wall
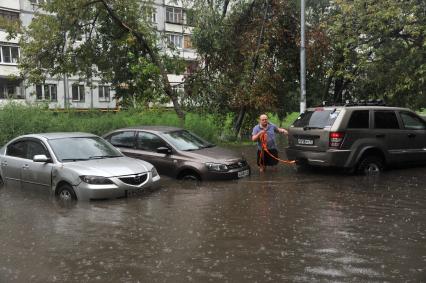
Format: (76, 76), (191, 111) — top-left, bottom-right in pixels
(0, 0), (18, 10)
(0, 0), (198, 109)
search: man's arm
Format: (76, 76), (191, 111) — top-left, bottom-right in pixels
(252, 130), (265, 142)
(252, 126), (266, 142)
(278, 128), (288, 135)
(274, 126), (288, 135)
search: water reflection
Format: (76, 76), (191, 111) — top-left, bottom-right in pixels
(0, 147), (425, 282)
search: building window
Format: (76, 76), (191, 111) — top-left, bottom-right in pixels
(0, 9), (19, 29)
(166, 7), (184, 24)
(167, 34), (183, 49)
(186, 9), (195, 26)
(185, 61), (198, 75)
(0, 80), (22, 99)
(35, 84), (57, 101)
(151, 8), (157, 23)
(36, 85), (43, 100)
(72, 84), (85, 102)
(0, 45), (19, 64)
(30, 0), (49, 4)
(98, 85), (110, 102)
(142, 6), (156, 23)
(172, 84), (184, 95)
(184, 35), (192, 49)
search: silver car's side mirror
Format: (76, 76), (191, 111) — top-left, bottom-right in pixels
(33, 155), (51, 163)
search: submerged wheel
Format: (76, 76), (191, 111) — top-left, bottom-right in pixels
(178, 170), (201, 181)
(56, 183), (77, 201)
(357, 155), (384, 175)
(181, 174), (199, 181)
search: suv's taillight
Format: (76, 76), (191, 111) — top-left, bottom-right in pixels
(329, 132), (345, 149)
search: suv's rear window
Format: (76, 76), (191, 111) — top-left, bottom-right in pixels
(374, 111), (399, 129)
(347, 110), (369, 128)
(292, 109), (340, 128)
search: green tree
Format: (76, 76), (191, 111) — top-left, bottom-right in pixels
(16, 0), (186, 119)
(321, 0), (425, 109)
(188, 0), (307, 136)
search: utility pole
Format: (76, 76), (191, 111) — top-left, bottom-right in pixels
(300, 0), (306, 113)
(63, 31), (69, 109)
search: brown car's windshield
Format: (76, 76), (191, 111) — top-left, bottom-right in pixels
(162, 130), (214, 151)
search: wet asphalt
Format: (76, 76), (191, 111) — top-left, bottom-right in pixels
(0, 145), (425, 282)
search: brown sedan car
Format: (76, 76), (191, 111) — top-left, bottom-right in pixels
(103, 126), (250, 181)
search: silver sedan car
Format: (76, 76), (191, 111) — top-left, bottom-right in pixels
(0, 133), (160, 201)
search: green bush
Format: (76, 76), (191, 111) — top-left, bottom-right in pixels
(0, 103), (300, 147)
(0, 104), (223, 146)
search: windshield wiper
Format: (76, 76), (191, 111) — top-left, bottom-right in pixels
(201, 144), (216, 148)
(61, 158), (90, 162)
(183, 148), (199, 151)
(89, 155), (121, 159)
(303, 126), (324, 130)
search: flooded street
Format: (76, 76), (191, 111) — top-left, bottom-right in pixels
(1, 146), (425, 282)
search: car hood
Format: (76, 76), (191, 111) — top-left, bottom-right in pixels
(180, 146), (243, 164)
(62, 156), (153, 177)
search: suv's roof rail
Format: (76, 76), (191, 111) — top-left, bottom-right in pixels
(319, 99), (386, 107)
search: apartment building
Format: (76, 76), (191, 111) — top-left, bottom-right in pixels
(0, 0), (197, 109)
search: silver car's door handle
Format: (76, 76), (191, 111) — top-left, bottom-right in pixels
(22, 164), (29, 169)
(0, 161), (7, 166)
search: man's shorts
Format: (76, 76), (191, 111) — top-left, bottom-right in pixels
(257, 148), (279, 166)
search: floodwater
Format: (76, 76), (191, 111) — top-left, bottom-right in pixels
(1, 146), (425, 283)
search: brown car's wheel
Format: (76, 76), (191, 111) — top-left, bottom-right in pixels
(178, 170), (201, 181)
(357, 155), (384, 175)
(56, 183), (77, 201)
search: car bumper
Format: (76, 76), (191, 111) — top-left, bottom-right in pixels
(74, 174), (161, 200)
(285, 148), (351, 167)
(202, 166), (251, 180)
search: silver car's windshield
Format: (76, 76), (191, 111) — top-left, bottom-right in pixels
(48, 137), (123, 162)
(163, 130), (214, 151)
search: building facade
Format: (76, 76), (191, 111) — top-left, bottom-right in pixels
(0, 0), (196, 109)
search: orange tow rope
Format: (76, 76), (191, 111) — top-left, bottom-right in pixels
(258, 131), (296, 166)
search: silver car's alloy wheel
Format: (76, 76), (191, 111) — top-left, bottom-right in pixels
(56, 184), (77, 201)
(59, 190), (72, 201)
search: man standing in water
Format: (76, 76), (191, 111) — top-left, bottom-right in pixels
(252, 114), (288, 172)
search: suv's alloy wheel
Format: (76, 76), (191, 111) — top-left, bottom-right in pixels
(357, 156), (384, 175)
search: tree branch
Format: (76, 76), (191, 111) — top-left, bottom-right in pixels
(99, 0), (185, 120)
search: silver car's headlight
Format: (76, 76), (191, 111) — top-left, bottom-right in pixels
(151, 167), (159, 177)
(206, 162), (228, 172)
(79, 175), (114, 185)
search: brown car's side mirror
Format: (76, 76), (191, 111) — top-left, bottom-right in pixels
(157, 147), (171, 154)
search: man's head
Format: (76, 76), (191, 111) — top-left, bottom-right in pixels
(259, 114), (268, 127)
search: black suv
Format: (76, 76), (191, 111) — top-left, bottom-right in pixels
(285, 103), (426, 174)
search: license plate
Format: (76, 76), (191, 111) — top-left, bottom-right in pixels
(238, 169), (250, 178)
(126, 188), (145, 197)
(297, 139), (314, 145)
